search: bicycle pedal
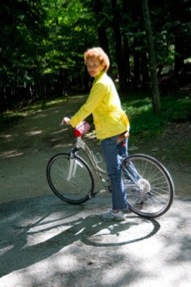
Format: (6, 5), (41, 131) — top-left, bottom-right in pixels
(89, 193), (96, 199)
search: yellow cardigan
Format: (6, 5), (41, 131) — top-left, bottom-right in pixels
(70, 72), (130, 139)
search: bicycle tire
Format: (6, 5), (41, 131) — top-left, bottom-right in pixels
(122, 154), (174, 218)
(46, 152), (94, 204)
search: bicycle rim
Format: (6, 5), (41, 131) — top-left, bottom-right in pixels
(122, 154), (174, 218)
(46, 153), (94, 204)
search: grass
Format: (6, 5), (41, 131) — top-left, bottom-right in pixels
(121, 92), (191, 162)
(121, 92), (191, 139)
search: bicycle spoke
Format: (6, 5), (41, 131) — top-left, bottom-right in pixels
(46, 153), (94, 204)
(122, 154), (174, 218)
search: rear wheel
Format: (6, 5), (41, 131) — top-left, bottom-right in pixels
(122, 154), (174, 218)
(46, 152), (94, 204)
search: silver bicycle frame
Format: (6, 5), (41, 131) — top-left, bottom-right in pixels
(67, 158), (84, 180)
(67, 135), (144, 196)
(76, 137), (110, 188)
(75, 137), (141, 187)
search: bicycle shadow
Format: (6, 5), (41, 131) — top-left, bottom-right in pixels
(80, 215), (160, 247)
(0, 196), (160, 277)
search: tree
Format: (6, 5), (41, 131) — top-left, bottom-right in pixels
(110, 0), (127, 93)
(92, 0), (110, 56)
(141, 0), (161, 114)
(1, 0), (190, 112)
(0, 0), (46, 110)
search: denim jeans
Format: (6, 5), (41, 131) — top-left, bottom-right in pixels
(100, 135), (128, 210)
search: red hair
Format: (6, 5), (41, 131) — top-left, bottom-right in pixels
(84, 47), (110, 72)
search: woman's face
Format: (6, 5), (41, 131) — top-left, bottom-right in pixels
(86, 58), (104, 78)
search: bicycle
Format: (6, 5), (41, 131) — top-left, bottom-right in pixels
(46, 121), (175, 219)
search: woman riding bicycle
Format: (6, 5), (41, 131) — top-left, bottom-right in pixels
(63, 47), (130, 221)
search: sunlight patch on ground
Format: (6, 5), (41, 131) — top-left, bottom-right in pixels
(0, 134), (12, 139)
(25, 130), (43, 136)
(0, 150), (24, 159)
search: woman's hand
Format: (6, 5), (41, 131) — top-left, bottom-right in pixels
(61, 117), (71, 125)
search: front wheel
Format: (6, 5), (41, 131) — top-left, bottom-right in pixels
(46, 152), (94, 204)
(122, 154), (175, 218)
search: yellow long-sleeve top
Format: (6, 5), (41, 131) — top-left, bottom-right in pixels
(70, 71), (130, 140)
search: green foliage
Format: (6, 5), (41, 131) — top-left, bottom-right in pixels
(161, 95), (191, 122)
(121, 92), (191, 140)
(0, 0), (191, 112)
(122, 96), (163, 137)
(41, 0), (96, 74)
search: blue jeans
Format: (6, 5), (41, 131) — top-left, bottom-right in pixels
(101, 135), (128, 210)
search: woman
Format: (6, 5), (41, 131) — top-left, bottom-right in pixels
(63, 47), (130, 221)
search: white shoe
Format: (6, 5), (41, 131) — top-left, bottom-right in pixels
(101, 210), (125, 221)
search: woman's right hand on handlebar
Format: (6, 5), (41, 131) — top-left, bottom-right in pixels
(61, 117), (71, 125)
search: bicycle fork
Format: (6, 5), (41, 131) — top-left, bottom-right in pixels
(66, 158), (77, 180)
(67, 155), (83, 181)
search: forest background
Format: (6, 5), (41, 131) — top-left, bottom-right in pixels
(0, 0), (191, 134)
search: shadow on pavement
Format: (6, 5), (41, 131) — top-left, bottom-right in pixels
(0, 195), (160, 278)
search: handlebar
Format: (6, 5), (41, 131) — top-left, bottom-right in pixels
(61, 119), (91, 138)
(62, 118), (129, 141)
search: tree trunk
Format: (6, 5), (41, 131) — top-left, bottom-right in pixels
(174, 35), (184, 75)
(122, 0), (130, 86)
(142, 0), (161, 114)
(93, 0), (110, 57)
(132, 37), (141, 89)
(111, 0), (127, 94)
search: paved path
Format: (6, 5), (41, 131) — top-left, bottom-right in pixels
(0, 193), (190, 287)
(0, 97), (190, 286)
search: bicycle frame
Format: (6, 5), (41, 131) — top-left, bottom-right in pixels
(69, 136), (142, 194)
(69, 136), (111, 191)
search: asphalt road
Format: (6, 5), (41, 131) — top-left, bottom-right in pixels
(0, 96), (190, 286)
(0, 193), (190, 287)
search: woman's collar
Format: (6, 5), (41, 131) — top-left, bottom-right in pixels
(95, 70), (105, 80)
